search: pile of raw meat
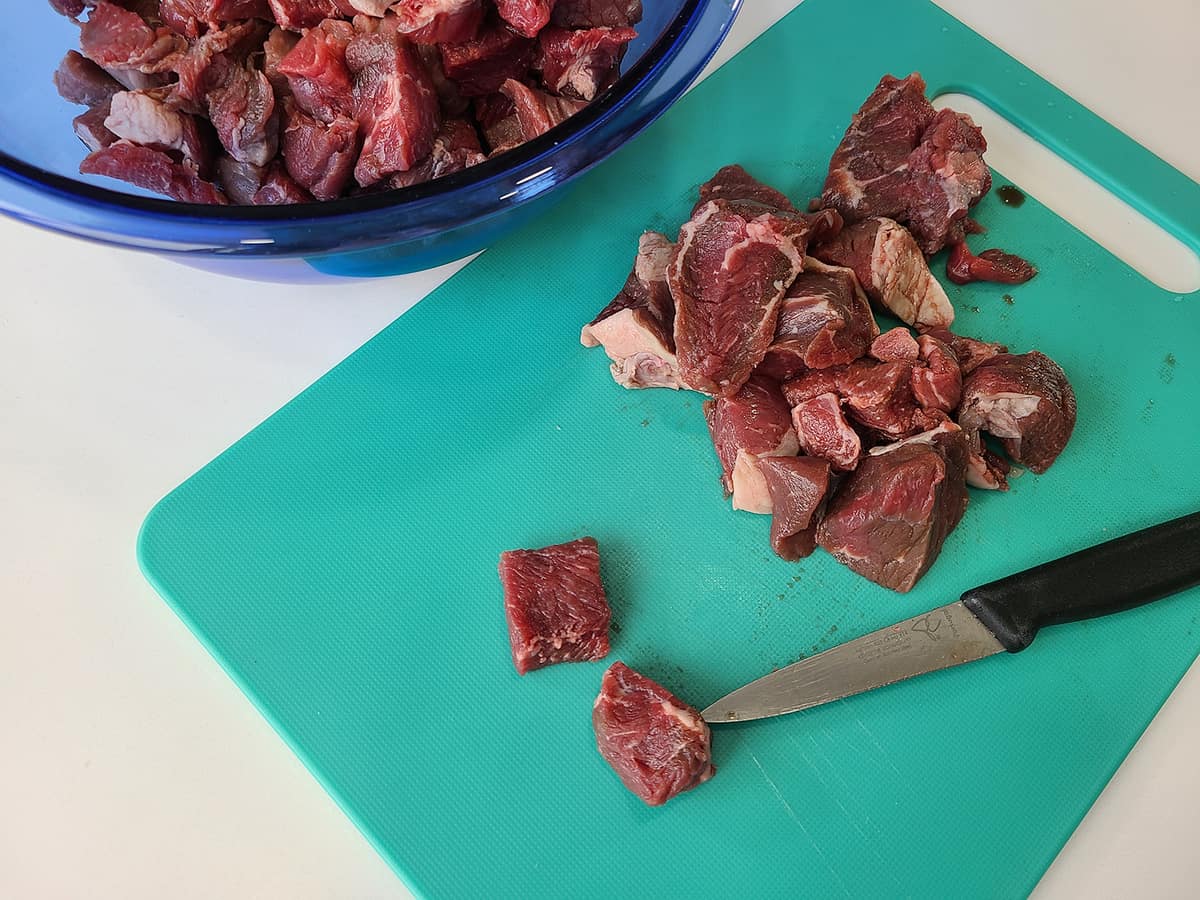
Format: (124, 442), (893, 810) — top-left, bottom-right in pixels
(582, 74), (1076, 593)
(48, 0), (642, 204)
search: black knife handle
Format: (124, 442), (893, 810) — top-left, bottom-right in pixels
(961, 511), (1200, 653)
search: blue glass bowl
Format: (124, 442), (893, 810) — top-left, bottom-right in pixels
(0, 1), (739, 279)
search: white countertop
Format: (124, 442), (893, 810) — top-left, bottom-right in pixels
(3, 2), (1198, 896)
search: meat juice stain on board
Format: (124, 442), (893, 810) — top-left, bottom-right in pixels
(997, 184), (1026, 207)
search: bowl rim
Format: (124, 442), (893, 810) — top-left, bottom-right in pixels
(1, 0), (706, 223)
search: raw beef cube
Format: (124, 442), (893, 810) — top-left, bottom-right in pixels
(393, 0), (485, 45)
(790, 393), (861, 472)
(820, 73), (990, 255)
(440, 19), (535, 97)
(870, 327), (919, 363)
(104, 89), (213, 174)
(385, 117), (486, 188)
(474, 92), (523, 153)
(54, 51), (123, 107)
(958, 351), (1076, 473)
(252, 161), (313, 204)
(551, 0), (641, 28)
(278, 18), (356, 123)
(267, 0), (343, 30)
(703, 375), (799, 514)
(671, 168), (838, 397)
(946, 240), (1037, 285)
(80, 140), (228, 204)
(172, 19), (269, 111)
(79, 2), (186, 75)
(781, 368), (843, 406)
(495, 0), (556, 38)
(838, 358), (939, 440)
(695, 163), (798, 214)
(281, 101), (359, 200)
(757, 258), (878, 380)
(160, 0), (271, 37)
(535, 26), (636, 101)
(498, 536), (611, 675)
(758, 456), (831, 561)
(73, 103), (119, 152)
(910, 333), (961, 413)
(263, 27), (302, 95)
(818, 422), (969, 592)
(499, 78), (587, 140)
(963, 427), (1010, 491)
(416, 43), (471, 116)
(813, 217), (953, 329)
(592, 662), (715, 806)
(348, 27), (441, 185)
(919, 327), (1006, 375)
(217, 154), (267, 204)
(580, 231), (682, 389)
(207, 62), (280, 167)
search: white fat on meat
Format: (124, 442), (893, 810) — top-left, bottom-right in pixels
(105, 90), (187, 152)
(966, 392), (1042, 439)
(869, 418), (960, 456)
(871, 218), (953, 329)
(730, 431), (799, 515)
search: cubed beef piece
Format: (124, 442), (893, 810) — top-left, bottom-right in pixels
(919, 328), (1007, 376)
(263, 26), (302, 96)
(281, 100), (359, 200)
(758, 258), (878, 380)
(818, 422), (969, 592)
(393, 0), (485, 44)
(80, 140), (227, 204)
(104, 89), (213, 174)
(172, 19), (268, 111)
(535, 25), (635, 101)
(813, 217), (953, 329)
(498, 536), (611, 675)
(384, 116), (485, 188)
(963, 427), (1010, 491)
(670, 167), (840, 397)
(440, 19), (535, 97)
(278, 18), (356, 123)
(267, 0), (343, 30)
(789, 392), (861, 472)
(946, 240), (1037, 286)
(252, 161), (313, 203)
(348, 27), (440, 185)
(820, 73), (990, 255)
(958, 351), (1076, 474)
(695, 163), (797, 213)
(216, 154), (267, 204)
(870, 327), (919, 363)
(551, 0), (641, 28)
(79, 2), (186, 74)
(581, 231), (681, 389)
(758, 456), (832, 561)
(54, 50), (123, 107)
(474, 92), (522, 152)
(838, 358), (940, 440)
(592, 662), (715, 806)
(703, 375), (799, 514)
(159, 0), (271, 38)
(499, 78), (586, 139)
(495, 0), (555, 38)
(207, 62), (279, 167)
(910, 333), (961, 413)
(73, 103), (119, 152)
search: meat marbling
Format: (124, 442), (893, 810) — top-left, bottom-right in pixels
(592, 661), (715, 806)
(789, 392), (861, 473)
(498, 536), (611, 675)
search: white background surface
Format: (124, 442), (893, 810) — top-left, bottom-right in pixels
(2, 1), (1198, 897)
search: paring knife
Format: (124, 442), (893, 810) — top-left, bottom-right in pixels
(702, 511), (1200, 724)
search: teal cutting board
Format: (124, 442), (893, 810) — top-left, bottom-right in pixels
(139, 1), (1200, 896)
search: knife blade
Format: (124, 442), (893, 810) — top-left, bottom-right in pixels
(703, 510), (1200, 724)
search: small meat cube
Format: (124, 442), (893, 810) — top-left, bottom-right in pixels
(535, 26), (636, 101)
(416, 43), (471, 116)
(160, 0), (272, 38)
(384, 117), (484, 188)
(393, 0), (485, 45)
(73, 103), (119, 152)
(695, 163), (798, 214)
(54, 51), (123, 107)
(80, 140), (228, 204)
(592, 662), (715, 806)
(870, 327), (919, 363)
(207, 62), (280, 167)
(671, 167), (838, 397)
(104, 89), (213, 174)
(781, 368), (843, 406)
(757, 259), (878, 380)
(474, 92), (523, 152)
(499, 78), (587, 140)
(958, 351), (1076, 474)
(963, 427), (1010, 491)
(703, 376), (799, 514)
(818, 422), (969, 592)
(281, 101), (359, 200)
(946, 240), (1037, 285)
(277, 18), (356, 123)
(498, 537), (611, 675)
(172, 19), (268, 111)
(267, 0), (343, 29)
(551, 0), (642, 28)
(790, 393), (861, 472)
(813, 217), (954, 329)
(919, 327), (1006, 375)
(820, 74), (990, 255)
(758, 456), (831, 561)
(79, 2), (186, 74)
(911, 333), (961, 413)
(348, 27), (441, 185)
(839, 358), (939, 440)
(263, 27), (302, 96)
(252, 161), (313, 204)
(581, 231), (681, 389)
(217, 154), (268, 204)
(495, 0), (555, 38)
(439, 19), (535, 97)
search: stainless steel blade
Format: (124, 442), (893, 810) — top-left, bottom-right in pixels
(702, 601), (1005, 723)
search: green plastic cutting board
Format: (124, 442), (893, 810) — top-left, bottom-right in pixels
(139, 1), (1200, 896)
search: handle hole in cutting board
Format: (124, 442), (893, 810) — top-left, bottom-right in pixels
(932, 93), (1200, 295)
